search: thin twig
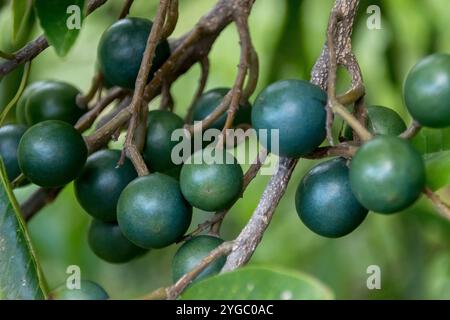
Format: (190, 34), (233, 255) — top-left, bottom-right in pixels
(400, 120), (422, 139)
(76, 72), (103, 109)
(118, 0), (134, 19)
(162, 0), (179, 39)
(185, 57), (210, 123)
(423, 187), (450, 221)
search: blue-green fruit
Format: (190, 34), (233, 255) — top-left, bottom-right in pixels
(0, 124), (27, 181)
(117, 173), (192, 249)
(16, 81), (50, 125)
(349, 136), (426, 214)
(191, 88), (252, 129)
(98, 17), (171, 89)
(343, 105), (407, 140)
(252, 79), (327, 158)
(51, 280), (109, 300)
(19, 80), (85, 126)
(143, 110), (184, 173)
(179, 149), (243, 212)
(404, 53), (450, 128)
(295, 158), (368, 238)
(88, 219), (147, 263)
(74, 149), (137, 222)
(172, 235), (225, 283)
(18, 120), (87, 187)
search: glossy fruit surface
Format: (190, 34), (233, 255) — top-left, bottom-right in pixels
(18, 120), (88, 187)
(88, 219), (146, 263)
(16, 81), (49, 125)
(180, 149), (243, 211)
(74, 149), (137, 222)
(0, 124), (27, 181)
(191, 88), (252, 129)
(252, 79), (327, 158)
(295, 158), (368, 238)
(349, 136), (425, 213)
(51, 280), (109, 300)
(117, 173), (192, 249)
(143, 110), (184, 173)
(98, 17), (170, 89)
(404, 53), (450, 128)
(22, 80), (85, 126)
(172, 235), (225, 282)
(344, 105), (406, 140)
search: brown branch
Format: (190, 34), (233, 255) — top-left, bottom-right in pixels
(162, 0), (179, 39)
(423, 187), (450, 221)
(400, 120), (422, 139)
(223, 0), (362, 272)
(141, 241), (234, 300)
(303, 143), (357, 160)
(159, 80), (174, 111)
(118, 0), (135, 19)
(0, 0), (108, 77)
(21, 188), (63, 222)
(185, 57), (210, 123)
(121, 0), (171, 176)
(76, 72), (103, 108)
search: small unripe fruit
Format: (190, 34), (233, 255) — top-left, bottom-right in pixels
(74, 149), (137, 222)
(349, 136), (426, 213)
(0, 124), (27, 181)
(117, 173), (192, 249)
(16, 81), (50, 125)
(404, 53), (450, 128)
(191, 88), (252, 129)
(98, 17), (170, 89)
(18, 120), (87, 187)
(295, 158), (368, 238)
(88, 219), (147, 263)
(51, 280), (108, 300)
(142, 110), (184, 173)
(180, 149), (243, 211)
(172, 235), (225, 283)
(252, 79), (327, 158)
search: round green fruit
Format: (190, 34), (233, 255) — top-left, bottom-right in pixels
(51, 280), (109, 300)
(16, 81), (50, 125)
(349, 136), (425, 214)
(18, 120), (88, 187)
(295, 158), (368, 238)
(252, 79), (327, 158)
(404, 53), (450, 128)
(98, 17), (171, 89)
(74, 149), (137, 222)
(0, 124), (27, 181)
(191, 88), (252, 129)
(344, 105), (407, 140)
(21, 80), (85, 126)
(143, 110), (184, 173)
(180, 149), (243, 211)
(117, 173), (192, 249)
(172, 235), (225, 283)
(88, 219), (147, 263)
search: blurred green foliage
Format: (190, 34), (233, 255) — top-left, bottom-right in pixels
(1, 0), (449, 299)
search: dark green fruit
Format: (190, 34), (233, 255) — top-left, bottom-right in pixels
(191, 88), (252, 129)
(18, 120), (88, 187)
(349, 136), (425, 214)
(343, 105), (407, 140)
(295, 158), (368, 238)
(51, 280), (109, 300)
(117, 173), (192, 249)
(98, 17), (170, 89)
(74, 149), (137, 222)
(172, 235), (225, 283)
(143, 110), (184, 173)
(0, 124), (27, 181)
(88, 219), (147, 263)
(180, 149), (243, 211)
(252, 79), (327, 158)
(20, 80), (85, 126)
(404, 53), (450, 128)
(16, 81), (49, 125)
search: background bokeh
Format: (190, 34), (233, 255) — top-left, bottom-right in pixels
(1, 0), (450, 299)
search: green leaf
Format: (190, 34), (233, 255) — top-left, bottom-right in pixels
(0, 159), (47, 300)
(12, 0), (35, 44)
(424, 151), (450, 191)
(412, 127), (450, 154)
(34, 0), (85, 57)
(182, 266), (333, 300)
